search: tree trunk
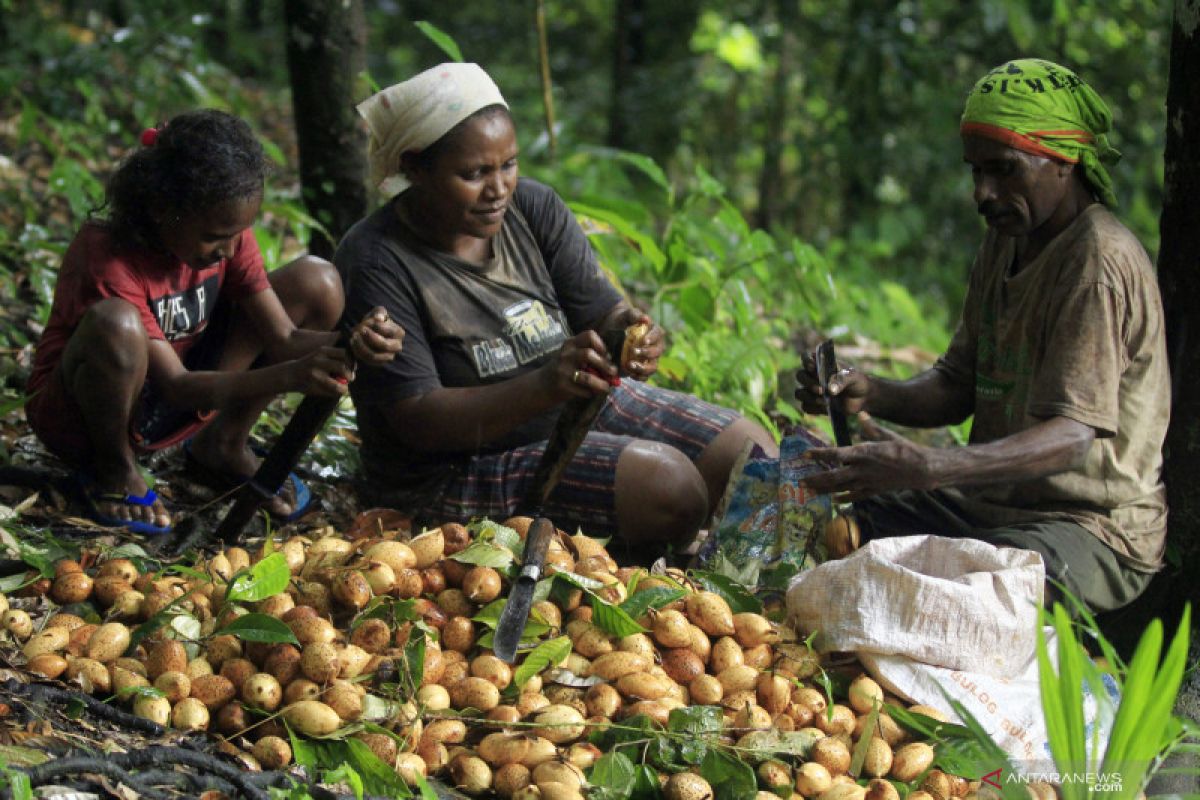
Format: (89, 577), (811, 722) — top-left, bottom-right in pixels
(1159, 0), (1200, 611)
(283, 0), (368, 259)
(607, 0), (701, 161)
(756, 0), (798, 230)
(608, 0), (641, 150)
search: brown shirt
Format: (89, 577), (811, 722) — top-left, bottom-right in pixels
(935, 205), (1169, 572)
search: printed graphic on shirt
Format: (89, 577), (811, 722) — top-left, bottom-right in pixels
(976, 311), (1032, 424)
(472, 299), (567, 379)
(150, 274), (220, 341)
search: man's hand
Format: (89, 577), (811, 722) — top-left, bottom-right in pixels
(349, 307), (404, 365)
(795, 353), (871, 416)
(801, 415), (940, 502)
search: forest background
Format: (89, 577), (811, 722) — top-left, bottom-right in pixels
(0, 2), (1186, 605)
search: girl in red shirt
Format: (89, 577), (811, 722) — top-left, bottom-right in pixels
(27, 110), (402, 535)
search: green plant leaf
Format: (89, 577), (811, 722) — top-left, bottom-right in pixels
(551, 569), (607, 591)
(620, 586), (687, 619)
(700, 747), (757, 799)
(450, 541), (516, 569)
(513, 636), (572, 689)
(571, 201), (667, 272)
(128, 586), (199, 652)
(689, 569), (762, 613)
(414, 775), (439, 800)
(322, 763), (364, 800)
(225, 553), (291, 603)
(589, 750), (637, 800)
(589, 594), (648, 637)
(413, 21), (463, 62)
(668, 705), (723, 765)
(116, 684), (166, 701)
(849, 701), (881, 777)
(214, 612), (299, 645)
(468, 519), (523, 554)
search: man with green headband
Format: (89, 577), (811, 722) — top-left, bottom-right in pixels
(796, 59), (1168, 613)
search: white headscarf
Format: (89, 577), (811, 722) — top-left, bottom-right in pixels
(357, 63), (508, 198)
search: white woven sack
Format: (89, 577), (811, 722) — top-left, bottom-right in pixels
(786, 534), (1044, 679)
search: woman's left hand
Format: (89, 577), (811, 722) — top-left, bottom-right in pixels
(620, 310), (664, 380)
(349, 307), (405, 365)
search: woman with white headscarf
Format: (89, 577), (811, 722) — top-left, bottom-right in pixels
(335, 63), (777, 556)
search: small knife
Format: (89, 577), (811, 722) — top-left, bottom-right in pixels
(493, 517), (556, 663)
(815, 339), (853, 448)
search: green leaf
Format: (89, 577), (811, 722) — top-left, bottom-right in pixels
(850, 702), (881, 776)
(620, 587), (687, 620)
(129, 586), (200, 652)
(589, 595), (648, 637)
(413, 20), (463, 62)
(215, 613), (299, 645)
(571, 201), (667, 272)
(513, 636), (572, 689)
(107, 543), (149, 560)
(468, 519), (524, 554)
(6, 770), (31, 800)
(354, 596), (419, 630)
(403, 628), (427, 690)
(225, 553), (291, 603)
(551, 570), (607, 591)
(450, 541), (516, 569)
(668, 705), (723, 765)
(589, 750), (637, 800)
(700, 747), (757, 799)
(472, 599), (508, 629)
(116, 684), (166, 701)
(344, 737), (412, 797)
(286, 723), (317, 769)
(414, 775), (439, 800)
(689, 570), (762, 614)
(322, 763), (364, 800)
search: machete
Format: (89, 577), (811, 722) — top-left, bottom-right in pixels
(212, 332), (355, 546)
(815, 339), (853, 448)
(493, 327), (627, 663)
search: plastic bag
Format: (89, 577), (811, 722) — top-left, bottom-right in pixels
(695, 429), (832, 589)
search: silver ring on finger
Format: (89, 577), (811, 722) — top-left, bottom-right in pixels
(572, 369), (582, 384)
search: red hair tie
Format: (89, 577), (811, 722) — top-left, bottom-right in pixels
(140, 127), (160, 147)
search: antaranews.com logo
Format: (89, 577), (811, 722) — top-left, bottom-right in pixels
(983, 765), (1124, 793)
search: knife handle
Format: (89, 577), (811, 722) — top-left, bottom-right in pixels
(521, 517), (556, 581)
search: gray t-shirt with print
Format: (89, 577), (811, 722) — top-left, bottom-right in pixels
(335, 178), (623, 493)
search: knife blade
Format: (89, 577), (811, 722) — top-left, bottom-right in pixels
(494, 327), (628, 663)
(815, 339), (853, 448)
(520, 327), (627, 513)
(493, 516), (556, 663)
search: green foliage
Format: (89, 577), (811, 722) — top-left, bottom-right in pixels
(0, 1), (1168, 462)
(513, 635), (572, 688)
(225, 552), (291, 602)
(1037, 602), (1195, 799)
(213, 613), (299, 645)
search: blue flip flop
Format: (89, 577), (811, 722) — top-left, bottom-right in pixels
(183, 441), (315, 522)
(75, 474), (173, 537)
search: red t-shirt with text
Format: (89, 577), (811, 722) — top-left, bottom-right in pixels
(28, 222), (271, 393)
